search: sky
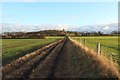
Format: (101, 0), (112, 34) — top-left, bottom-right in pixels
(0, 0), (119, 2)
(0, 2), (118, 32)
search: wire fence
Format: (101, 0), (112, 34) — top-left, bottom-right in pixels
(72, 37), (119, 64)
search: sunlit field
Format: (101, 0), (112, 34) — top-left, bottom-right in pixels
(2, 37), (63, 65)
(71, 36), (119, 65)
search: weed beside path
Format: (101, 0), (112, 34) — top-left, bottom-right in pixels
(54, 38), (119, 78)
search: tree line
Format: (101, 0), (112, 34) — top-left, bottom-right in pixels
(1, 30), (119, 39)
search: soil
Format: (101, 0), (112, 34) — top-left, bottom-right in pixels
(1, 38), (119, 79)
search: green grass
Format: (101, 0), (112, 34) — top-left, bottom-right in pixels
(71, 36), (119, 64)
(2, 36), (64, 65)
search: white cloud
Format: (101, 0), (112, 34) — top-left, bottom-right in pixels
(1, 23), (69, 33)
(55, 24), (67, 30)
(79, 22), (118, 33)
(103, 26), (109, 30)
(1, 22), (118, 33)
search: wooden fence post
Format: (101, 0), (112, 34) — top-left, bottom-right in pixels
(96, 43), (101, 55)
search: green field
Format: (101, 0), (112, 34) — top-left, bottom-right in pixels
(2, 37), (63, 65)
(2, 36), (120, 66)
(71, 36), (120, 64)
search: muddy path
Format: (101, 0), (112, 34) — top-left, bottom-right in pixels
(1, 37), (119, 79)
(54, 39), (103, 78)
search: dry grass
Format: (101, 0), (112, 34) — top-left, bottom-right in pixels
(69, 37), (120, 78)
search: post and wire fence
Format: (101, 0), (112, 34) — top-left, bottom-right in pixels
(72, 37), (119, 63)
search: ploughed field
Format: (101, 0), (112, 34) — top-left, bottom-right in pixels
(2, 37), (63, 65)
(1, 37), (120, 78)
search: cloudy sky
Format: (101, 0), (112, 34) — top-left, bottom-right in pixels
(0, 2), (118, 33)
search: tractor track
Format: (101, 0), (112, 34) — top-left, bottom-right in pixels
(29, 38), (66, 78)
(1, 37), (119, 79)
(1, 38), (66, 79)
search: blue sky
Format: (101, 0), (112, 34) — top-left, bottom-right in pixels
(0, 0), (119, 2)
(1, 2), (118, 32)
(2, 2), (117, 26)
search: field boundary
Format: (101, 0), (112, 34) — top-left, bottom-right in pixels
(69, 37), (120, 78)
(72, 37), (119, 64)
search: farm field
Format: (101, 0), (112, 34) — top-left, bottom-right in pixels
(2, 2), (119, 78)
(2, 36), (63, 65)
(71, 36), (120, 65)
(1, 37), (119, 78)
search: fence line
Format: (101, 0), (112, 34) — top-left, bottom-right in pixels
(72, 38), (118, 63)
(96, 43), (101, 55)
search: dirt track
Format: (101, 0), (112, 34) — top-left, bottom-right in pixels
(1, 37), (120, 79)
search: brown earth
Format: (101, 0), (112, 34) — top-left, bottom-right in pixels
(54, 38), (119, 78)
(1, 37), (120, 79)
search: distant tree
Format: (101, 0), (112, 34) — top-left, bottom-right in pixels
(91, 31), (98, 36)
(63, 29), (65, 32)
(74, 32), (80, 36)
(111, 31), (118, 34)
(98, 31), (103, 36)
(110, 30), (119, 36)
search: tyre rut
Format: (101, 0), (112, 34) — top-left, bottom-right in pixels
(2, 39), (64, 78)
(28, 39), (66, 78)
